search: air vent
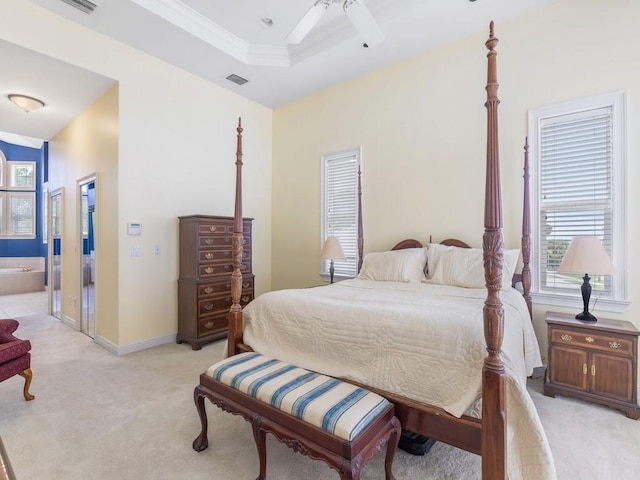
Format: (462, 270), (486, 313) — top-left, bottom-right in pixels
(226, 74), (249, 86)
(59, 0), (98, 14)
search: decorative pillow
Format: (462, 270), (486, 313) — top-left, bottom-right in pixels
(429, 247), (520, 291)
(359, 248), (427, 283)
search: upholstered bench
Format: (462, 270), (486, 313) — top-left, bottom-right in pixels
(193, 352), (400, 480)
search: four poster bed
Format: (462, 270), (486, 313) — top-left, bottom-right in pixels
(224, 23), (555, 480)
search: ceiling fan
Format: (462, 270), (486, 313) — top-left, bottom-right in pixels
(286, 0), (385, 47)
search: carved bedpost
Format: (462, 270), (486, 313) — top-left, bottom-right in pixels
(522, 138), (532, 318)
(482, 21), (507, 480)
(228, 117), (244, 357)
(357, 166), (364, 273)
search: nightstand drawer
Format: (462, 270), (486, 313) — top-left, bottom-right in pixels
(551, 328), (634, 356)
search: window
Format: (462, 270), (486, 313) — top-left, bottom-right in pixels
(528, 92), (627, 312)
(321, 148), (361, 280)
(0, 154), (37, 238)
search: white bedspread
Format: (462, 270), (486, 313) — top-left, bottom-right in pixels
(242, 279), (556, 479)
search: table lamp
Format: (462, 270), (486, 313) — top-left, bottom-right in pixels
(557, 236), (615, 322)
(320, 236), (346, 284)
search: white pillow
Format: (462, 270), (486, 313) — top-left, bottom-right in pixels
(359, 248), (427, 283)
(429, 247), (520, 291)
(424, 243), (455, 279)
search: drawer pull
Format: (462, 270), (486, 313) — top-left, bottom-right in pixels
(560, 334), (573, 342)
(591, 365), (596, 376)
(204, 321), (214, 329)
(225, 251), (231, 256)
(203, 303), (214, 311)
(585, 336), (594, 343)
(204, 287), (214, 294)
(583, 363), (587, 375)
(204, 238), (214, 245)
(204, 267), (214, 274)
(205, 253), (214, 260)
(243, 282), (249, 289)
(609, 341), (622, 350)
(225, 283), (231, 289)
(209, 226), (217, 232)
(242, 296), (250, 303)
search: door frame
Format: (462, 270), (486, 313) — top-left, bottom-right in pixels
(48, 187), (64, 320)
(77, 174), (98, 339)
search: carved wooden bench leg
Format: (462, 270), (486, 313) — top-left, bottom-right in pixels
(252, 417), (267, 480)
(19, 368), (35, 401)
(192, 384), (209, 452)
(385, 417), (401, 480)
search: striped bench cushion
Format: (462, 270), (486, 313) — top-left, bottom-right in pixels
(205, 352), (390, 442)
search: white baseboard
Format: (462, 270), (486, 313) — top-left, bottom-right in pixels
(61, 315), (78, 330)
(95, 333), (177, 356)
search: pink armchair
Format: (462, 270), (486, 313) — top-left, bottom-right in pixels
(0, 319), (34, 401)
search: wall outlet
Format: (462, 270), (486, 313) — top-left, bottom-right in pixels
(129, 246), (140, 257)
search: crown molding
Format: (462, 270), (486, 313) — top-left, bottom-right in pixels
(130, 0), (292, 66)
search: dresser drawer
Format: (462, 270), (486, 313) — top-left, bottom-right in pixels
(198, 293), (253, 316)
(198, 262), (250, 278)
(198, 223), (234, 235)
(199, 248), (249, 263)
(199, 235), (250, 249)
(197, 221), (252, 236)
(551, 328), (634, 357)
(198, 277), (254, 297)
(198, 315), (228, 337)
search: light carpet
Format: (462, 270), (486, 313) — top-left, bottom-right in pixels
(0, 314), (638, 479)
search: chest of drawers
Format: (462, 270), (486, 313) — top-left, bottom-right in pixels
(543, 311), (639, 419)
(177, 215), (254, 350)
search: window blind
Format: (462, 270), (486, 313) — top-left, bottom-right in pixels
(539, 106), (613, 296)
(324, 151), (359, 277)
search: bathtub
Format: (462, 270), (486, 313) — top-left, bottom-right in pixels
(0, 257), (45, 295)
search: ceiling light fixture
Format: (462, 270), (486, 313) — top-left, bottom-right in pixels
(7, 94), (46, 113)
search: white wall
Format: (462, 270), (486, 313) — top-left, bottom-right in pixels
(272, 0), (640, 364)
(1, 0), (273, 349)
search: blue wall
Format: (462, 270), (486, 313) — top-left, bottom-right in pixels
(0, 140), (46, 258)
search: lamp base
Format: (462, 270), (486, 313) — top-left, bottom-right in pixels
(576, 311), (597, 322)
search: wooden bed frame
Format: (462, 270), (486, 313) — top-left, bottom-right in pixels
(226, 22), (532, 480)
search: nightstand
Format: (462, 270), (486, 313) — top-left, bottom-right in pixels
(544, 311), (640, 419)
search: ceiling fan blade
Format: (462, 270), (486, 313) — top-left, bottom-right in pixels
(344, 0), (385, 47)
(285, 1), (331, 45)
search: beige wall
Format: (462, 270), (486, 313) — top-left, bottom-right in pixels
(48, 85), (120, 342)
(2, 0), (273, 350)
(272, 0), (640, 360)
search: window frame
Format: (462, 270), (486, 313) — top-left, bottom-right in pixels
(320, 147), (361, 282)
(528, 91), (628, 313)
(0, 156), (37, 239)
(2, 191), (37, 238)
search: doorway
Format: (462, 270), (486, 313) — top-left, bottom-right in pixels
(49, 188), (64, 320)
(78, 176), (97, 339)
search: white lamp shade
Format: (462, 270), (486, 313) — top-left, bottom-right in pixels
(320, 236), (346, 261)
(558, 236), (615, 275)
